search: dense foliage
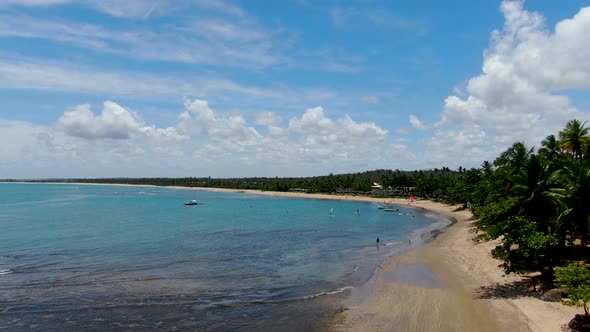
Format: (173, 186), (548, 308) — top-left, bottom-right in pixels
(460, 120), (590, 293)
(14, 168), (465, 197)
(556, 262), (590, 315)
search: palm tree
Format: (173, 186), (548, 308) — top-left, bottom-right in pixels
(559, 120), (589, 161)
(539, 134), (565, 173)
(549, 162), (590, 246)
(511, 154), (557, 229)
(540, 134), (562, 159)
(495, 142), (533, 172)
(481, 160), (493, 177)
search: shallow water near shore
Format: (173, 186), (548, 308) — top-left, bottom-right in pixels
(383, 264), (445, 288)
(0, 183), (448, 331)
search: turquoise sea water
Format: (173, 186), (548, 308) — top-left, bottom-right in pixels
(0, 183), (449, 331)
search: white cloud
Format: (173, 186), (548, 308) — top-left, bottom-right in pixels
(395, 127), (409, 135)
(0, 0), (67, 6)
(288, 107), (335, 136)
(0, 0), (246, 19)
(0, 55), (355, 120)
(85, 0), (164, 19)
(254, 112), (282, 126)
(179, 99), (262, 144)
(0, 99), (394, 178)
(0, 58), (186, 97)
(437, 0), (590, 153)
(0, 57), (281, 100)
(452, 85), (465, 97)
(331, 7), (428, 35)
(56, 101), (185, 141)
(422, 126), (491, 168)
(0, 12), (284, 69)
(409, 115), (429, 130)
(285, 106), (388, 156)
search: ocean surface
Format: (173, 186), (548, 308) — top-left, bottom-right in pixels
(0, 183), (449, 331)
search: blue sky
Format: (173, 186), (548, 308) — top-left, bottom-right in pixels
(0, 0), (589, 178)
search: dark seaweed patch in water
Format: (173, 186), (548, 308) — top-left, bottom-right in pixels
(0, 295), (333, 331)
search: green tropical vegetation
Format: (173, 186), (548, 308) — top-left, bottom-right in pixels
(556, 262), (590, 315)
(454, 119), (590, 319)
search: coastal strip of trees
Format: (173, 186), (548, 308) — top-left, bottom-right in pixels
(8, 168), (466, 198)
(454, 119), (590, 325)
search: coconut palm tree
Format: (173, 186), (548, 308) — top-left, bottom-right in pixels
(481, 160), (493, 177)
(540, 134), (562, 159)
(495, 142), (534, 172)
(511, 154), (557, 229)
(539, 134), (566, 172)
(549, 162), (590, 246)
(559, 120), (589, 161)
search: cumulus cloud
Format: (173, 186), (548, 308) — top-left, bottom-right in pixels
(438, 0), (590, 150)
(175, 100), (389, 164)
(56, 101), (185, 141)
(277, 106), (389, 166)
(179, 99), (262, 143)
(2, 98), (391, 177)
(287, 106), (387, 143)
(254, 111), (282, 126)
(423, 126), (490, 168)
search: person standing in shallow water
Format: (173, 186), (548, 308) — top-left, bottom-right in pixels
(376, 237), (380, 246)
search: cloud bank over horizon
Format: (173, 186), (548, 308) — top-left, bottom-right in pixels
(0, 0), (589, 178)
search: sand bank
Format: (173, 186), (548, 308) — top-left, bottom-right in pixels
(326, 200), (579, 332)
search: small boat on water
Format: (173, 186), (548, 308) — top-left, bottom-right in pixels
(383, 207), (399, 212)
(184, 200), (203, 205)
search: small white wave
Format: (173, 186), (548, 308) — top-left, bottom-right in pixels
(301, 286), (353, 300)
(0, 269), (14, 275)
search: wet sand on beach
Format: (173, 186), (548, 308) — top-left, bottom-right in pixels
(327, 200), (579, 332)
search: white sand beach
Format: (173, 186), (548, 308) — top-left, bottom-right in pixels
(326, 200), (579, 331)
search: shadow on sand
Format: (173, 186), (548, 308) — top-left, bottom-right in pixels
(476, 273), (568, 302)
